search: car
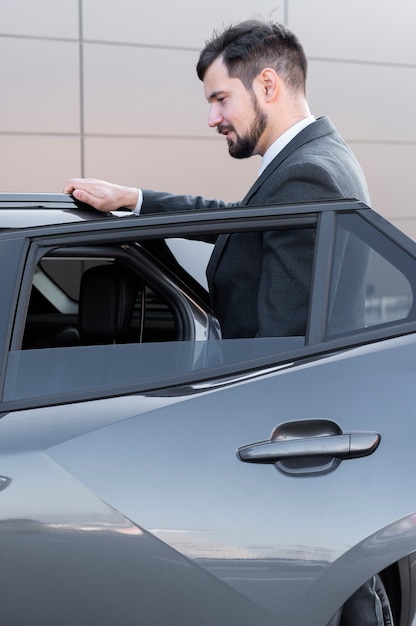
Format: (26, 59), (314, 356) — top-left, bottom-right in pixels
(0, 192), (416, 625)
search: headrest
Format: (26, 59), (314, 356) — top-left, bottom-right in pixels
(79, 264), (140, 342)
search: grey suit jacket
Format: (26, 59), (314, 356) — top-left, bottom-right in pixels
(141, 117), (370, 338)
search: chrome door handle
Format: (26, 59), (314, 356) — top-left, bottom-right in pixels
(237, 432), (380, 464)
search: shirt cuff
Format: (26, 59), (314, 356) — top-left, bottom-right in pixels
(132, 189), (143, 215)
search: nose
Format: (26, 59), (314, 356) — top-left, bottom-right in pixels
(208, 103), (223, 128)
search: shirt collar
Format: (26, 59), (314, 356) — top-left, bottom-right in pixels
(258, 115), (316, 177)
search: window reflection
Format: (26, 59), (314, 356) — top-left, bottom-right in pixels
(326, 214), (414, 338)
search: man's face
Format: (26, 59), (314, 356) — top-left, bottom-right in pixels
(203, 57), (268, 158)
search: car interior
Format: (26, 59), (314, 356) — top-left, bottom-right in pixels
(18, 213), (416, 355)
(22, 254), (179, 350)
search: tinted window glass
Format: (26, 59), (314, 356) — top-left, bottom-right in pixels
(4, 337), (304, 402)
(22, 257), (177, 349)
(365, 250), (412, 325)
(8, 219), (318, 404)
(326, 213), (414, 338)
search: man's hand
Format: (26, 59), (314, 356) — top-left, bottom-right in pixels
(63, 178), (139, 212)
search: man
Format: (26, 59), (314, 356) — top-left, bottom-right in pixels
(65, 18), (370, 340)
(65, 19), (390, 625)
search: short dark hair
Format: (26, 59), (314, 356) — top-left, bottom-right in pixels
(196, 19), (307, 95)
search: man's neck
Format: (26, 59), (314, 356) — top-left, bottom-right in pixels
(258, 114), (316, 176)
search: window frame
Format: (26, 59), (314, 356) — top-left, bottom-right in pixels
(2, 199), (416, 411)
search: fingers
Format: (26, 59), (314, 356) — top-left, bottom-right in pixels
(72, 188), (103, 210)
(63, 177), (98, 195)
(63, 178), (139, 212)
(63, 178), (114, 212)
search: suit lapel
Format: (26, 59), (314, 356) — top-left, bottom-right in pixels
(207, 117), (335, 299)
(241, 116), (335, 204)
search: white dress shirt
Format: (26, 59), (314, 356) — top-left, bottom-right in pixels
(258, 115), (315, 177)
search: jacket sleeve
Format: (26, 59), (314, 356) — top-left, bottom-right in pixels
(141, 190), (238, 214)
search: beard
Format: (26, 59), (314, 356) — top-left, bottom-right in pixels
(219, 98), (267, 159)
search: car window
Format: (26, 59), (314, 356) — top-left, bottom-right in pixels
(166, 238), (213, 289)
(22, 256), (178, 350)
(5, 221), (314, 404)
(326, 213), (415, 338)
(4, 336), (304, 402)
(8, 207), (416, 406)
(364, 249), (412, 325)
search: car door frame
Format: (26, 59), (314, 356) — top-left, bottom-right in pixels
(2, 198), (416, 412)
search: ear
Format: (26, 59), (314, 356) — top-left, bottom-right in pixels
(256, 68), (280, 102)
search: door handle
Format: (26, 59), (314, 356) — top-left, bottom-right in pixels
(237, 432), (380, 463)
(236, 420), (381, 476)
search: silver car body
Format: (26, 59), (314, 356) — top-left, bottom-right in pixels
(0, 194), (416, 625)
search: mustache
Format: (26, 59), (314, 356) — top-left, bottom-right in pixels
(217, 124), (235, 135)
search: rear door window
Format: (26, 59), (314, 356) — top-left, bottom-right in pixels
(326, 212), (415, 338)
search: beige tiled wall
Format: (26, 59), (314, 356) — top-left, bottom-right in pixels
(1, 0), (415, 238)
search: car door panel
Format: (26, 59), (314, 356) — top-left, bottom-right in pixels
(30, 333), (416, 625)
(0, 455), (278, 626)
(2, 198), (416, 624)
